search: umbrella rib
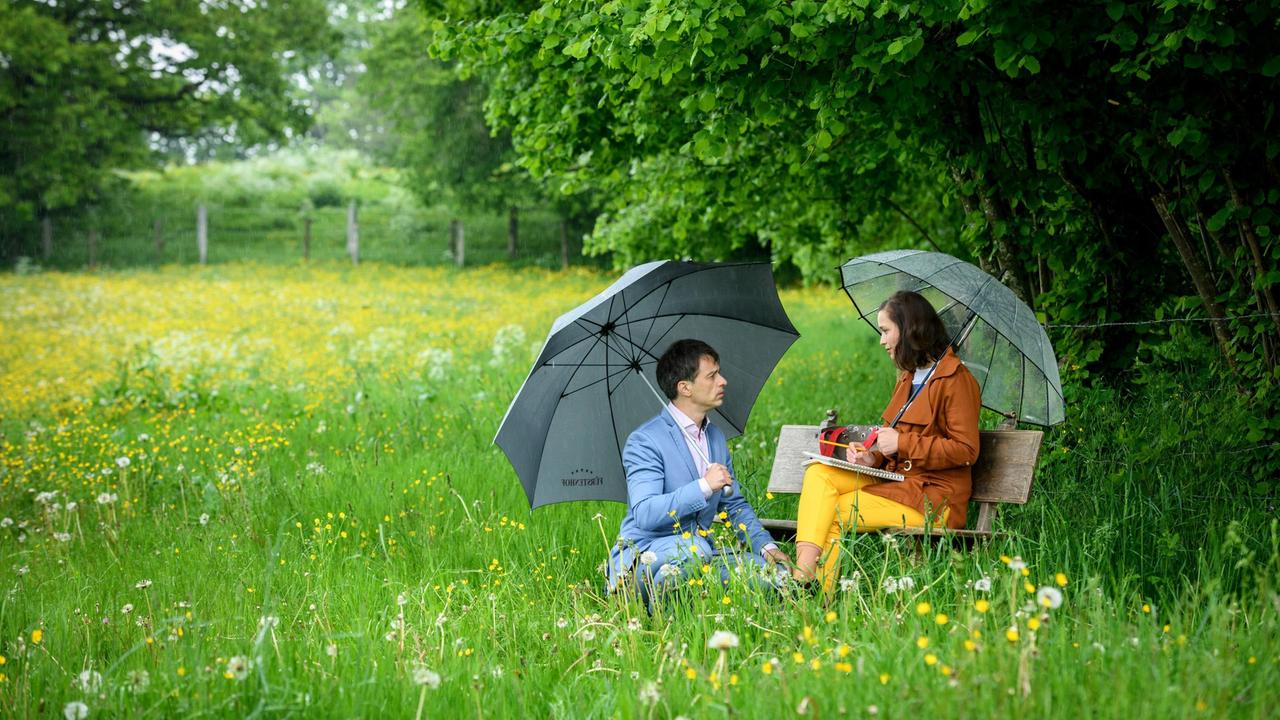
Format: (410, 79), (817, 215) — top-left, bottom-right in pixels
(553, 321), (613, 399)
(639, 281), (672, 350)
(559, 362), (641, 399)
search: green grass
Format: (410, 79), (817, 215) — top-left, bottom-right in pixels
(0, 262), (1277, 718)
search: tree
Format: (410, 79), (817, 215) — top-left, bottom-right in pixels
(0, 0), (338, 248)
(436, 0), (1280, 390)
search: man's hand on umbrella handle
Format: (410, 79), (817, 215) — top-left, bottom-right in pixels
(705, 463), (733, 492)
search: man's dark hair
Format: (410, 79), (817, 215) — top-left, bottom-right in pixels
(879, 291), (951, 372)
(656, 339), (719, 400)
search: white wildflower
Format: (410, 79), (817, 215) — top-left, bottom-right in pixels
(639, 551), (658, 566)
(121, 603), (134, 614)
(326, 643), (338, 658)
(226, 655), (251, 681)
(116, 456), (131, 469)
(54, 532), (72, 543)
(555, 618), (569, 629)
(198, 513), (209, 526)
(638, 681), (662, 705)
(77, 669), (103, 693)
(135, 579), (152, 589)
(657, 563), (680, 580)
(35, 491), (58, 505)
(412, 665), (441, 688)
(258, 615), (280, 629)
(1008, 556), (1027, 571)
(1036, 586), (1064, 609)
(96, 493), (117, 505)
(63, 701), (89, 720)
(0, 517), (11, 528)
(65, 501), (77, 512)
(898, 576), (916, 591)
(627, 617), (642, 631)
(126, 669), (150, 693)
(973, 576), (992, 592)
(707, 630), (740, 650)
(580, 629), (596, 642)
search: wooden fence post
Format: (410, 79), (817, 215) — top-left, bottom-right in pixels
(87, 229), (99, 269)
(450, 219), (465, 268)
(560, 219), (570, 270)
(197, 204), (208, 265)
(346, 200), (359, 265)
(153, 219), (164, 260)
(508, 206), (519, 259)
(41, 218), (53, 259)
(303, 217), (312, 261)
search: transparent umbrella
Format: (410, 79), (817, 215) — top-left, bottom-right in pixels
(840, 250), (1064, 426)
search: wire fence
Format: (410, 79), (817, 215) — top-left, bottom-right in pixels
(9, 200), (599, 270)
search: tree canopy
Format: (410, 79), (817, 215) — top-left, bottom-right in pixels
(0, 0), (337, 227)
(435, 0), (1280, 396)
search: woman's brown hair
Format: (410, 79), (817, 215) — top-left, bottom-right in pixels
(879, 291), (951, 373)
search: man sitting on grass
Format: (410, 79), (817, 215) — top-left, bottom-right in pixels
(606, 339), (790, 598)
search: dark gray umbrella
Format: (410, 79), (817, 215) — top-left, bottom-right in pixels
(496, 261), (800, 508)
(840, 250), (1064, 427)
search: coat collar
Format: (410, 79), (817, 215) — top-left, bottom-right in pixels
(881, 347), (962, 426)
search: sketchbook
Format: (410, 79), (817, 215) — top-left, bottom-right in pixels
(802, 452), (906, 482)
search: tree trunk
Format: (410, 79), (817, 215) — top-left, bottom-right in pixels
(1152, 193), (1238, 373)
(450, 219), (465, 268)
(507, 206), (519, 260)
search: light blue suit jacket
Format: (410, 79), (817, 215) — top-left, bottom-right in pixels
(607, 410), (775, 585)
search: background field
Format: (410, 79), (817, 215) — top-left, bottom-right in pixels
(1, 262), (1277, 718)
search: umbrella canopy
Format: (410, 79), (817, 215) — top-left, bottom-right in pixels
(840, 250), (1064, 427)
(496, 261), (800, 508)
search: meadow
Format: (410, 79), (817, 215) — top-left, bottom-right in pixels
(1, 261), (1276, 718)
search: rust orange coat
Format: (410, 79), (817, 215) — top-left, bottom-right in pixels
(862, 347), (982, 529)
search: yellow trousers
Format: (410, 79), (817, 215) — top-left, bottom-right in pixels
(795, 464), (943, 590)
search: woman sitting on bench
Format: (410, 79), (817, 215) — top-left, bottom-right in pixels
(792, 291), (982, 588)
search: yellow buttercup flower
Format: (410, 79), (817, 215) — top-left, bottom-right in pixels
(1027, 617), (1041, 631)
(30, 629), (43, 644)
(916, 636), (929, 649)
(974, 599), (990, 613)
(924, 653), (938, 666)
(1055, 572), (1068, 586)
(1006, 627), (1020, 642)
(934, 613), (949, 626)
(916, 601), (931, 615)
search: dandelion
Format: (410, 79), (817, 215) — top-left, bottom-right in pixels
(555, 618), (569, 629)
(1007, 556), (1027, 571)
(639, 551), (658, 566)
(657, 563), (680, 580)
(0, 518), (11, 527)
(916, 601), (932, 615)
(35, 491), (59, 505)
(935, 613), (949, 626)
(638, 681), (661, 705)
(916, 636), (929, 649)
(63, 702), (89, 720)
(581, 629), (596, 642)
(258, 615), (280, 630)
(412, 664), (442, 688)
(121, 603), (134, 614)
(973, 576), (992, 592)
(199, 513), (210, 526)
(225, 655), (251, 681)
(627, 617), (642, 631)
(898, 576), (916, 591)
(879, 673), (890, 685)
(77, 670), (103, 693)
(1005, 627), (1020, 642)
(1055, 572), (1068, 586)
(126, 669), (150, 693)
(54, 532), (72, 543)
(838, 577), (858, 593)
(825, 610), (838, 623)
(31, 628), (43, 644)
(96, 493), (117, 505)
(1027, 617), (1042, 631)
(924, 653), (938, 666)
(707, 630), (739, 650)
(135, 579), (152, 589)
(1036, 586), (1064, 609)
(326, 643), (338, 658)
(974, 599), (990, 613)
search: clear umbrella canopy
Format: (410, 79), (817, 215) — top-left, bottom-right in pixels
(840, 250), (1064, 427)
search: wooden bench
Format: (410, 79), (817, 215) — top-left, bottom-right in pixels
(758, 424), (1043, 541)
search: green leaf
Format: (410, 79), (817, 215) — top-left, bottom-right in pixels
(1021, 55), (1041, 74)
(815, 129), (833, 149)
(1207, 207), (1231, 232)
(1261, 56), (1280, 77)
(698, 92), (716, 113)
(887, 38), (905, 55)
(1106, 2), (1124, 21)
(1167, 126), (1187, 147)
(956, 29), (981, 47)
(791, 23), (811, 38)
